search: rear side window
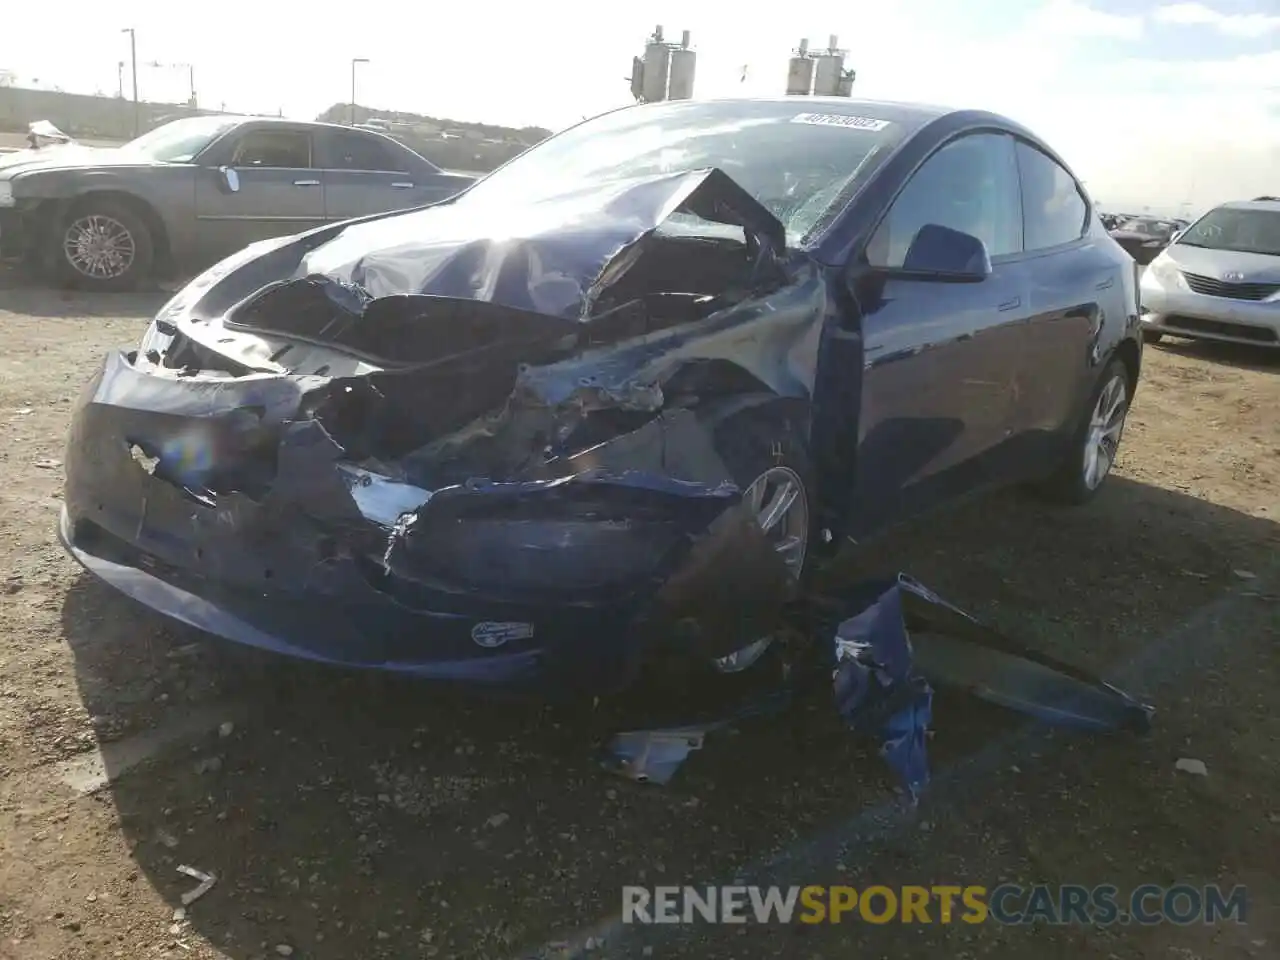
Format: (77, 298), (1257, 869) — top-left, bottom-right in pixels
(867, 132), (1022, 268)
(1016, 142), (1087, 250)
(231, 130), (312, 168)
(325, 132), (408, 172)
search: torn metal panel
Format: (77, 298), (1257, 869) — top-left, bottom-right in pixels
(602, 574), (1154, 790)
(829, 574), (1153, 794)
(292, 168), (787, 321)
(832, 581), (934, 797)
(896, 576), (1155, 732)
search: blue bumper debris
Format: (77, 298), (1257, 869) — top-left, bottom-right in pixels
(832, 578), (935, 797)
(830, 574), (1153, 794)
(605, 574), (1155, 791)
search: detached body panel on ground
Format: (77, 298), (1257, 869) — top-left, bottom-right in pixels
(56, 98), (1144, 695)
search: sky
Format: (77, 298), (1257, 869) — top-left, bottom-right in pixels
(1, 0), (1277, 214)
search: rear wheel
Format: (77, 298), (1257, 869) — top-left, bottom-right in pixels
(1040, 357), (1131, 505)
(54, 198), (154, 292)
(707, 407), (813, 673)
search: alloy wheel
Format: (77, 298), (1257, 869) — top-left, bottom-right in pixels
(712, 465), (810, 674)
(1083, 374), (1128, 491)
(62, 214), (136, 280)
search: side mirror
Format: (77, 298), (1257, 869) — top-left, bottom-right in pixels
(218, 166), (240, 194)
(899, 223), (992, 281)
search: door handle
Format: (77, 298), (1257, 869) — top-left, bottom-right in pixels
(391, 181), (414, 189)
(293, 179), (320, 187)
(1095, 276), (1114, 290)
(997, 296), (1021, 312)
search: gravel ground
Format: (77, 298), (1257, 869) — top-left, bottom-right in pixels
(0, 271), (1277, 960)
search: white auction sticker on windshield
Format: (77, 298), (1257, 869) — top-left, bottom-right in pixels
(791, 113), (890, 131)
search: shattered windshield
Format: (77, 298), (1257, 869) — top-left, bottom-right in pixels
(458, 100), (908, 244)
(121, 116), (241, 163)
(1177, 207), (1280, 257)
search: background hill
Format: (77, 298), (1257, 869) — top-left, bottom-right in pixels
(315, 102), (552, 173)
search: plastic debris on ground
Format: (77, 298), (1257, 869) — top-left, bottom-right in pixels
(602, 728), (710, 785)
(176, 865), (216, 905)
(601, 643), (800, 784)
(602, 572), (1155, 792)
(831, 577), (935, 798)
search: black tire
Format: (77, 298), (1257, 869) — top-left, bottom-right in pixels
(1142, 329), (1164, 344)
(1038, 357), (1132, 506)
(53, 198), (154, 292)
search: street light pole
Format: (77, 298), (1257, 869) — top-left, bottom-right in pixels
(121, 28), (138, 136)
(350, 57), (369, 125)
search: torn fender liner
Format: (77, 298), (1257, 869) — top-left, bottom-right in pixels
(286, 167), (786, 321)
(832, 575), (1154, 794)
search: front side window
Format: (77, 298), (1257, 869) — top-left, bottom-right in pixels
(1017, 142), (1087, 251)
(866, 133), (1022, 268)
(231, 130), (312, 168)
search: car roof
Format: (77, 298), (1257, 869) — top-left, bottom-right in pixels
(1215, 198), (1280, 213)
(208, 115), (379, 134)
(622, 96), (953, 129)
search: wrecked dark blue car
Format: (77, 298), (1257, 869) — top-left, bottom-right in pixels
(58, 98), (1143, 694)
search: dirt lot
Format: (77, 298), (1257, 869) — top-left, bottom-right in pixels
(0, 274), (1277, 960)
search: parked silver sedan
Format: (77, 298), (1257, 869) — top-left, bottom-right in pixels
(0, 116), (476, 290)
(1140, 198), (1280, 348)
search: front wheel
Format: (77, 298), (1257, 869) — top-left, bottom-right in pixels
(707, 407), (813, 674)
(54, 199), (154, 292)
(1142, 329), (1164, 344)
(1039, 357), (1132, 505)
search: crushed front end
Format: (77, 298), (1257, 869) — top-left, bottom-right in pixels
(59, 169), (825, 696)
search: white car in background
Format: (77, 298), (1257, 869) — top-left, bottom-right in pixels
(1140, 198), (1280, 348)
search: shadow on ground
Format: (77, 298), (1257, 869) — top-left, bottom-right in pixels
(59, 475), (1278, 959)
(0, 268), (173, 319)
(1149, 336), (1280, 375)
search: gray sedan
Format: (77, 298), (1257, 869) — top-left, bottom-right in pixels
(0, 115), (476, 290)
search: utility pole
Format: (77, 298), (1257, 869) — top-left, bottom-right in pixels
(116, 61), (124, 98)
(121, 27), (139, 136)
(350, 57), (369, 125)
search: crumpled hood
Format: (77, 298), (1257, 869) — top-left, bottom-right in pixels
(1165, 242), (1280, 282)
(290, 167), (787, 321)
